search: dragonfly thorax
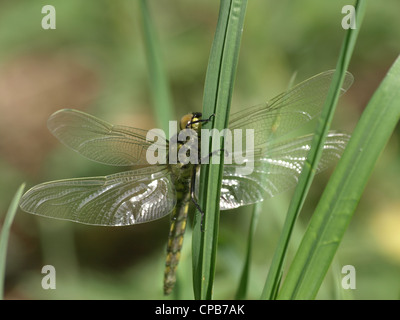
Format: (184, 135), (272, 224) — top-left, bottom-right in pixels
(166, 112), (203, 181)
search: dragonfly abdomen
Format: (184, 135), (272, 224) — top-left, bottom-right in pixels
(164, 182), (191, 295)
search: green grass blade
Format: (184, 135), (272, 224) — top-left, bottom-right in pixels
(0, 183), (25, 300)
(192, 0), (247, 300)
(139, 0), (174, 132)
(235, 203), (261, 300)
(261, 0), (366, 300)
(191, 0), (231, 299)
(278, 54), (400, 299)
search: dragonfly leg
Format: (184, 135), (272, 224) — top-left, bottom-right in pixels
(205, 113), (215, 123)
(186, 113), (215, 128)
(191, 195), (205, 232)
(190, 165), (205, 231)
(200, 148), (229, 164)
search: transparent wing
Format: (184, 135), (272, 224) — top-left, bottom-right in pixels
(219, 132), (349, 210)
(229, 70), (353, 147)
(20, 166), (176, 226)
(47, 109), (167, 166)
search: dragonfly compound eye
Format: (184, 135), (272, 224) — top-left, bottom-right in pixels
(180, 114), (193, 130)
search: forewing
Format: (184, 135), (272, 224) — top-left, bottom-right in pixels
(220, 132), (349, 210)
(229, 71), (353, 147)
(20, 166), (176, 226)
(47, 109), (167, 166)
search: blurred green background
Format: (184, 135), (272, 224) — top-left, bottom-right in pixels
(0, 0), (399, 299)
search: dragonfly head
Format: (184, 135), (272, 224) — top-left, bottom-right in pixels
(180, 112), (202, 130)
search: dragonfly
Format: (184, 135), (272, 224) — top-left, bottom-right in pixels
(19, 70), (353, 295)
